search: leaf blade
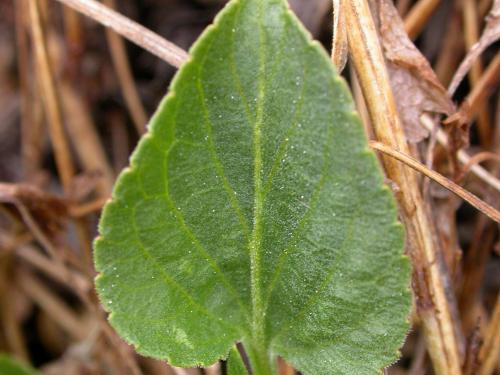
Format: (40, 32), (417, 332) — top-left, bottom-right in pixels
(95, 0), (411, 373)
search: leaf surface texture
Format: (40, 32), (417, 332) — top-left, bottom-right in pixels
(95, 0), (411, 373)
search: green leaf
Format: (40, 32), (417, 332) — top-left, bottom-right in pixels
(0, 354), (37, 375)
(94, 0), (411, 373)
(227, 347), (248, 375)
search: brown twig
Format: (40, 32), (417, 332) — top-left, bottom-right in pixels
(0, 287), (29, 362)
(434, 9), (463, 86)
(0, 201), (55, 262)
(479, 295), (500, 375)
(70, 196), (109, 217)
(52, 0), (189, 68)
(404, 0), (442, 39)
(462, 0), (491, 146)
(61, 6), (83, 60)
(344, 0), (464, 373)
(15, 0), (45, 181)
(480, 0), (494, 16)
(102, 0), (148, 135)
(448, 0), (500, 96)
(445, 53), (500, 126)
(13, 202), (61, 259)
(16, 244), (91, 293)
(459, 152), (500, 181)
(59, 82), (115, 197)
(332, 0), (348, 72)
(29, 0), (75, 192)
(18, 271), (91, 341)
(421, 115), (500, 193)
(408, 333), (428, 375)
(100, 322), (143, 375)
(370, 141), (500, 222)
(459, 216), (496, 335)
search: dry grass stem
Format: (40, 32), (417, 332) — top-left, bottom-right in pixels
(18, 272), (90, 341)
(29, 0), (75, 192)
(421, 115), (500, 193)
(53, 0), (189, 68)
(448, 0), (500, 95)
(370, 141), (500, 222)
(69, 197), (110, 217)
(478, 295), (500, 375)
(16, 244), (91, 293)
(15, 0), (43, 180)
(404, 0), (442, 39)
(460, 152), (500, 179)
(0, 288), (29, 361)
(344, 0), (464, 373)
(462, 0), (491, 145)
(446, 53), (500, 126)
(332, 0), (348, 72)
(59, 82), (115, 197)
(102, 0), (148, 135)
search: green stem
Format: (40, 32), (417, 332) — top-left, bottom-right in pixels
(244, 339), (275, 375)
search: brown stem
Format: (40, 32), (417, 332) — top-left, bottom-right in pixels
(102, 0), (148, 135)
(404, 0), (442, 39)
(59, 82), (115, 197)
(332, 0), (348, 72)
(29, 0), (75, 192)
(459, 152), (500, 181)
(52, 0), (189, 68)
(479, 295), (500, 375)
(18, 271), (90, 341)
(70, 196), (110, 217)
(15, 0), (45, 181)
(462, 0), (491, 146)
(344, 0), (464, 373)
(370, 141), (500, 223)
(420, 115), (500, 193)
(448, 53), (500, 125)
(434, 10), (463, 87)
(16, 244), (91, 293)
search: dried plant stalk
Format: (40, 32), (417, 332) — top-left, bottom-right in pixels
(332, 0), (348, 72)
(479, 295), (500, 375)
(421, 114), (500, 193)
(18, 272), (90, 341)
(59, 82), (115, 197)
(404, 0), (442, 39)
(462, 0), (491, 145)
(344, 0), (464, 373)
(102, 0), (148, 135)
(29, 0), (75, 192)
(53, 0), (189, 68)
(370, 141), (500, 222)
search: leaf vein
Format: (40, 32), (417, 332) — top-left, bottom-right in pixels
(129, 209), (242, 333)
(162, 138), (251, 323)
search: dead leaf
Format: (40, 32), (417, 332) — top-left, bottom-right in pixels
(376, 0), (455, 143)
(448, 0), (500, 95)
(0, 183), (68, 238)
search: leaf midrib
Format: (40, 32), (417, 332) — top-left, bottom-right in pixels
(249, 0), (267, 350)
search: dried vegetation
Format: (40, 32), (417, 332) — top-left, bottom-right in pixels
(0, 0), (498, 374)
